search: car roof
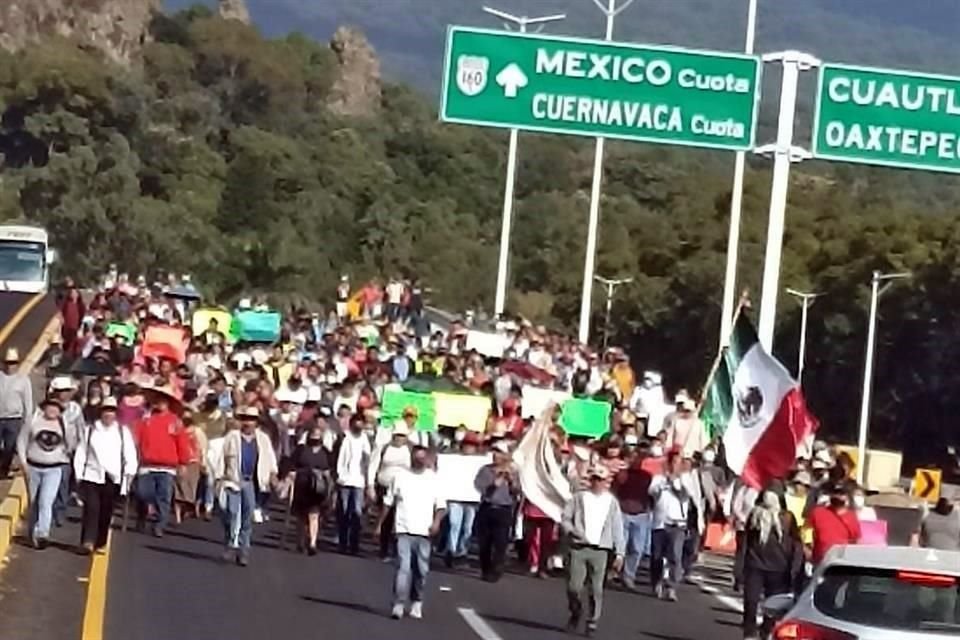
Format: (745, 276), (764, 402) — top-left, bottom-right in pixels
(822, 545), (960, 577)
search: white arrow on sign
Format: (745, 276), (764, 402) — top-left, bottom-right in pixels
(495, 63), (528, 98)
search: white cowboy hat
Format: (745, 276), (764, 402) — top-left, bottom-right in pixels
(4, 348), (20, 363)
(49, 376), (78, 392)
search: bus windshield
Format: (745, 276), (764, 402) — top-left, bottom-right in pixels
(0, 241), (46, 282)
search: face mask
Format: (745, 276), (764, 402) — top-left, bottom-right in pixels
(853, 495), (865, 509)
(624, 434), (639, 446)
(307, 438), (322, 447)
(650, 445), (664, 457)
(702, 450), (716, 464)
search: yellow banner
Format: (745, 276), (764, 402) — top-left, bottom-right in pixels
(191, 308), (234, 340)
(433, 393), (491, 432)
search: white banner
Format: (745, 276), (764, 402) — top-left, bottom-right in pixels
(436, 453), (492, 503)
(466, 330), (510, 358)
(521, 385), (571, 419)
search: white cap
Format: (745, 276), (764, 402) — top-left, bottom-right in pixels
(490, 440), (511, 454)
(49, 376), (77, 392)
(392, 420), (411, 437)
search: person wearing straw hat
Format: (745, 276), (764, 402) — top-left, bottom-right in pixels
(73, 397), (138, 554)
(133, 384), (190, 538)
(17, 396), (75, 549)
(0, 347), (33, 479)
(562, 464), (626, 636)
(48, 375), (84, 527)
(220, 405), (278, 566)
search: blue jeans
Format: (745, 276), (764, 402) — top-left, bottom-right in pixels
(199, 473), (214, 512)
(395, 534), (431, 606)
(0, 417), (21, 477)
(27, 466), (63, 541)
(337, 486), (363, 553)
(54, 463), (72, 525)
(651, 526), (687, 589)
(622, 512), (652, 583)
(446, 502), (477, 558)
(223, 480), (256, 550)
(137, 472), (174, 531)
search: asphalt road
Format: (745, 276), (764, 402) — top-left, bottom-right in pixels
(98, 508), (742, 640)
(0, 291), (56, 358)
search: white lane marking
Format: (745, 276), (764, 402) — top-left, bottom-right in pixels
(688, 574), (743, 613)
(458, 607), (504, 640)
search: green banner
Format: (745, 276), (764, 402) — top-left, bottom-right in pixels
(560, 398), (612, 438)
(105, 322), (137, 344)
(441, 27), (761, 151)
(381, 389), (437, 432)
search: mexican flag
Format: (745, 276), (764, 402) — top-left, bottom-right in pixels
(701, 313), (818, 489)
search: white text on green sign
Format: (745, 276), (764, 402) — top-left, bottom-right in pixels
(814, 63), (960, 173)
(440, 27), (761, 151)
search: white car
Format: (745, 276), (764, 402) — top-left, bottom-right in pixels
(764, 545), (960, 639)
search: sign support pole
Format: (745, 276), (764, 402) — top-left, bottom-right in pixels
(483, 7), (566, 318)
(578, 0), (634, 345)
(756, 51), (819, 352)
(719, 0), (758, 349)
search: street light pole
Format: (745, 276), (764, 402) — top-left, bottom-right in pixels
(856, 270), (910, 485)
(484, 6), (566, 318)
(720, 0), (759, 349)
(577, 0), (635, 345)
(785, 288), (820, 385)
(595, 275), (633, 350)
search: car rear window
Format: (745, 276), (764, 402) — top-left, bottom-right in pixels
(814, 566), (960, 633)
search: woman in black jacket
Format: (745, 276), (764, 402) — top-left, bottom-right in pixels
(741, 490), (805, 640)
(287, 423), (333, 555)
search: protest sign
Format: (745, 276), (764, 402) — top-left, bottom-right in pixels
(233, 310), (281, 343)
(381, 388), (437, 431)
(105, 322), (137, 344)
(466, 330), (510, 358)
(141, 325), (190, 365)
(436, 453), (492, 502)
(434, 392), (491, 432)
(560, 398), (612, 438)
(191, 307), (234, 340)
(521, 385), (571, 419)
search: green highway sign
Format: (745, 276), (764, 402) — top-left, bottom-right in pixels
(814, 63), (960, 173)
(440, 27), (761, 151)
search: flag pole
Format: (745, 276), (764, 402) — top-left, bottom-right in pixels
(697, 290), (751, 419)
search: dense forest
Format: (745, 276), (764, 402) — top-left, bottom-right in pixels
(1, 7), (959, 466)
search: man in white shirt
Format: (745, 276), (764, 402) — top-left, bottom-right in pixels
(379, 446), (445, 621)
(335, 415), (371, 555)
(649, 452), (691, 602)
(561, 466), (625, 637)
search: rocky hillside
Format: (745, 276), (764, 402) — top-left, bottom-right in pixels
(0, 0), (161, 64)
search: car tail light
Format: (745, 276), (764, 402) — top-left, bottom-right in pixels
(773, 620), (857, 640)
(896, 570), (958, 587)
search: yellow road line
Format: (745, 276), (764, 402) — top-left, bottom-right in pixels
(0, 291), (45, 347)
(81, 532), (112, 640)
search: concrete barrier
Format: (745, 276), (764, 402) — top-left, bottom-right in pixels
(0, 476), (30, 568)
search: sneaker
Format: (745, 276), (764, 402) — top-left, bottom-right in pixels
(623, 578), (637, 592)
(566, 614), (581, 633)
(81, 542), (95, 555)
(34, 538), (48, 551)
(585, 622), (597, 637)
(654, 582), (665, 600)
(666, 588), (678, 602)
(152, 525), (164, 539)
(237, 552), (249, 567)
(253, 508), (264, 524)
(391, 604), (405, 620)
(409, 601), (423, 620)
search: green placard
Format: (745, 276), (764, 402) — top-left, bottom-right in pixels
(560, 398), (612, 438)
(381, 389), (437, 432)
(441, 27), (761, 151)
(105, 322), (136, 344)
(814, 63), (960, 173)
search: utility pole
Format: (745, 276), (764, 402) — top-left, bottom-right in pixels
(719, 0), (759, 349)
(483, 6), (566, 318)
(785, 288), (821, 385)
(577, 0), (635, 345)
(856, 270), (910, 485)
(595, 275), (632, 351)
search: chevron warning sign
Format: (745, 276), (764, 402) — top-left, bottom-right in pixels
(911, 468), (942, 503)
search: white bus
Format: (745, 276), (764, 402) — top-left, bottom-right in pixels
(0, 225), (56, 293)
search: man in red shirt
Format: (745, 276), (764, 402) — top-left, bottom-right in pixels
(134, 386), (190, 537)
(806, 482), (861, 565)
(614, 443), (654, 590)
